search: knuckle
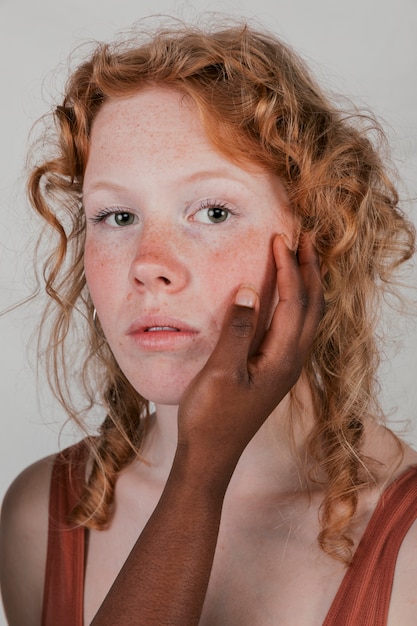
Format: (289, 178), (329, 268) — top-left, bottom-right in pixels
(205, 360), (249, 388)
(280, 354), (302, 379)
(231, 365), (252, 388)
(230, 313), (254, 339)
(261, 358), (301, 396)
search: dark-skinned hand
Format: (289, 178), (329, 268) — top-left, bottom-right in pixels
(176, 232), (324, 488)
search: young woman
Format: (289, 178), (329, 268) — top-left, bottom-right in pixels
(1, 21), (416, 626)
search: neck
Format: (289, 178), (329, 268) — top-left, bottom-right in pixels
(140, 374), (317, 497)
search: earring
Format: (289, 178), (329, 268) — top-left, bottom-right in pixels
(92, 307), (106, 340)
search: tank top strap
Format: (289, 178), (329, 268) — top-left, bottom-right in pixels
(41, 439), (90, 626)
(324, 465), (417, 626)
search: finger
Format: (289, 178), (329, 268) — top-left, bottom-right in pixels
(206, 284), (260, 376)
(259, 234), (309, 361)
(296, 233), (325, 355)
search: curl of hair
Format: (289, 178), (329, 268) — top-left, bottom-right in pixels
(28, 19), (415, 562)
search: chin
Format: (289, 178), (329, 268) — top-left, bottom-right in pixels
(121, 354), (210, 408)
(128, 373), (193, 407)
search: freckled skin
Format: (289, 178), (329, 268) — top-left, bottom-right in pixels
(83, 87), (295, 405)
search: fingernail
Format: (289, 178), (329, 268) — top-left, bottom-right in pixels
(278, 232), (292, 250)
(234, 284), (257, 307)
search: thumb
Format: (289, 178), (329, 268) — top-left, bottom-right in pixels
(207, 284), (259, 372)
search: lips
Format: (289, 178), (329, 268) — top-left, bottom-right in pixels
(127, 316), (198, 335)
(146, 326), (180, 332)
(126, 316), (199, 351)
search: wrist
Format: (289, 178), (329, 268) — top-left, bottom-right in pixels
(170, 442), (234, 501)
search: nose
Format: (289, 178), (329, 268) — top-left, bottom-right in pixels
(129, 227), (190, 295)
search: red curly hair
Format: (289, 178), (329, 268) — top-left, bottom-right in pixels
(28, 19), (415, 563)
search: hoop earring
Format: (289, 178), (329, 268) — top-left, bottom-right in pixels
(92, 307), (106, 340)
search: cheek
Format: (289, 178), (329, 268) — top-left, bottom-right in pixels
(84, 240), (119, 306)
(202, 233), (278, 328)
(84, 245), (101, 297)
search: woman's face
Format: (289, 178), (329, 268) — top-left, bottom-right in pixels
(83, 87), (295, 405)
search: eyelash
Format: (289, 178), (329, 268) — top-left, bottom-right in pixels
(89, 207), (133, 225)
(88, 199), (237, 226)
(194, 199), (236, 224)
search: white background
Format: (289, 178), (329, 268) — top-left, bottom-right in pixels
(1, 1), (416, 623)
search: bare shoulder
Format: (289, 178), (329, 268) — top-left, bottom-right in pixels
(0, 454), (56, 626)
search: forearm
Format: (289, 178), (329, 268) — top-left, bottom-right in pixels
(91, 238), (323, 625)
(91, 446), (228, 626)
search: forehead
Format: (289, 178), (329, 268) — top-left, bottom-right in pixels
(84, 86), (290, 213)
(89, 88), (205, 156)
(86, 88), (258, 178)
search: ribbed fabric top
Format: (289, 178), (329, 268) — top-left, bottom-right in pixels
(41, 441), (89, 626)
(323, 463), (417, 625)
(41, 442), (417, 625)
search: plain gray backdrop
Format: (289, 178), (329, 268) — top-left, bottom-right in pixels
(1, 1), (416, 623)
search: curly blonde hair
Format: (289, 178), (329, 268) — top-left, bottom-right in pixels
(28, 19), (415, 563)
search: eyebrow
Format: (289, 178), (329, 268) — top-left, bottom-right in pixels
(82, 180), (129, 196)
(183, 168), (254, 185)
(83, 168), (253, 196)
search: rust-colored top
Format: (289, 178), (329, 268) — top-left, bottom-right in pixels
(41, 442), (417, 625)
(323, 464), (417, 625)
(41, 440), (89, 626)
